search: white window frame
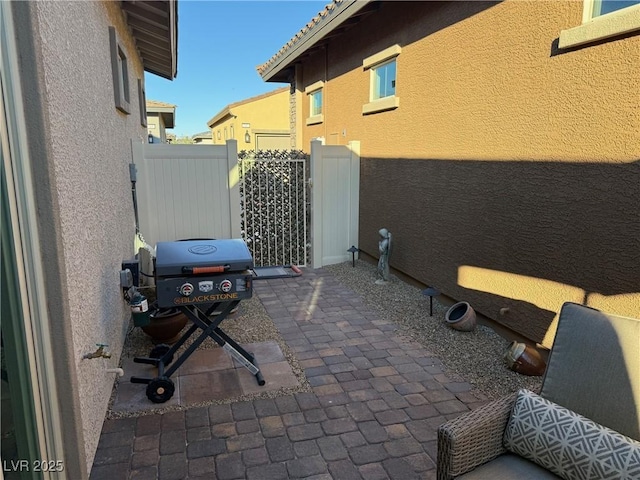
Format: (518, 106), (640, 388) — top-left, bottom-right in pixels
(305, 81), (324, 125)
(109, 27), (130, 114)
(362, 44), (401, 115)
(558, 1), (640, 49)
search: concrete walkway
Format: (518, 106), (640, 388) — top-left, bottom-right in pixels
(90, 268), (489, 479)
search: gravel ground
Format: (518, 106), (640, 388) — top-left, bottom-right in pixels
(325, 260), (542, 399)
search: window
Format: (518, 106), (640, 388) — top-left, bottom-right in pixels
(137, 79), (147, 127)
(310, 90), (323, 116)
(362, 45), (401, 115)
(305, 81), (324, 125)
(109, 27), (130, 114)
(372, 60), (396, 100)
(558, 0), (640, 48)
(590, 0), (639, 17)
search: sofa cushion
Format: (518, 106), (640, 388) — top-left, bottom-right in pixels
(503, 389), (640, 480)
(457, 453), (561, 479)
(540, 303), (640, 440)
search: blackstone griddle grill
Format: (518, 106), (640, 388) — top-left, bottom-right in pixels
(131, 239), (265, 403)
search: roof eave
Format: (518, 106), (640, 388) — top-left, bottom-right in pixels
(259, 0), (373, 83)
(161, 111), (175, 129)
(207, 107), (233, 128)
(122, 0), (178, 80)
(147, 107), (176, 128)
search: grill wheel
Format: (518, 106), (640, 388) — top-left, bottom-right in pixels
(146, 376), (175, 403)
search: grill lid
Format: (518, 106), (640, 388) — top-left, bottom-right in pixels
(155, 239), (254, 277)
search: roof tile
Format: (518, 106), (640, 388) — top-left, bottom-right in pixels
(256, 0), (342, 76)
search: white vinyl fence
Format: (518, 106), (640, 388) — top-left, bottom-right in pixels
(131, 141), (240, 245)
(132, 139), (360, 268)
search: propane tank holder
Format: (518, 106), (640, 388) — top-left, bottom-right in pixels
(129, 286), (151, 327)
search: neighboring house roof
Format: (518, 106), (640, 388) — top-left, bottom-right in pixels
(257, 0), (376, 82)
(147, 100), (176, 108)
(206, 87), (289, 127)
(121, 0), (178, 80)
(192, 131), (212, 140)
(146, 100), (176, 128)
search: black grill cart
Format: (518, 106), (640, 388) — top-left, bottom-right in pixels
(131, 239), (265, 403)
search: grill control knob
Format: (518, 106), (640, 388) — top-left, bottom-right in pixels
(179, 282), (194, 296)
(219, 279), (232, 293)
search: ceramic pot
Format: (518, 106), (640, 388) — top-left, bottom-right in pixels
(504, 341), (546, 376)
(445, 302), (477, 332)
(141, 308), (188, 345)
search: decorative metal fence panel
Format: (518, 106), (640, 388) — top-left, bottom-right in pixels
(238, 150), (310, 267)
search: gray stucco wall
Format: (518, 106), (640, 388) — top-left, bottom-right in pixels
(17, 1), (147, 474)
(147, 113), (166, 143)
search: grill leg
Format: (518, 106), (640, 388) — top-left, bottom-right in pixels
(180, 303), (264, 386)
(131, 300), (264, 388)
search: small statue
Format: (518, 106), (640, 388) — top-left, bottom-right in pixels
(375, 228), (391, 284)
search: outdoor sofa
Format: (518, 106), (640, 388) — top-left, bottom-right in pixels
(437, 302), (640, 479)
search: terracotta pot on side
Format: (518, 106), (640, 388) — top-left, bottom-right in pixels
(141, 308), (188, 345)
(445, 302), (477, 332)
(504, 341), (547, 376)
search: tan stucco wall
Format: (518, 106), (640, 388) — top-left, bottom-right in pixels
(295, 1), (640, 345)
(147, 113), (167, 143)
(210, 88), (290, 148)
(24, 1), (146, 474)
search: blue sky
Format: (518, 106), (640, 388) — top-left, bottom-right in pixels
(145, 0), (328, 137)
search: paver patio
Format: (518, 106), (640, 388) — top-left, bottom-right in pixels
(91, 268), (490, 479)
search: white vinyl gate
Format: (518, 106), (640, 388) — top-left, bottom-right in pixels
(310, 140), (360, 268)
(132, 139), (359, 268)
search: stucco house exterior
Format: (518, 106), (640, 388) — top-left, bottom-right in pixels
(207, 87), (291, 150)
(2, 1), (177, 477)
(258, 0), (640, 347)
(146, 99), (176, 144)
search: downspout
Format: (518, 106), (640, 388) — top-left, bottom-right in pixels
(324, 44), (328, 142)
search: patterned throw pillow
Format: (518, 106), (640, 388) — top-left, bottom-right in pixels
(503, 389), (640, 480)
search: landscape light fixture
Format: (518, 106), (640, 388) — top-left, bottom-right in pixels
(422, 287), (441, 316)
(347, 246), (359, 267)
(244, 131), (251, 143)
